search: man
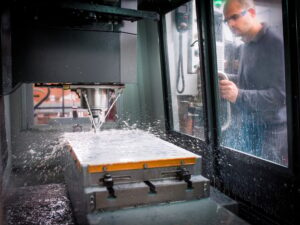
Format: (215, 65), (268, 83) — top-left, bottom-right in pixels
(219, 0), (287, 165)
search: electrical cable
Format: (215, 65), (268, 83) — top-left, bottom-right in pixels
(34, 87), (51, 109)
(176, 33), (185, 94)
(0, 82), (22, 96)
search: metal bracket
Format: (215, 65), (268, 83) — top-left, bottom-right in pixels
(89, 193), (96, 211)
(144, 181), (157, 194)
(176, 167), (193, 189)
(103, 174), (117, 198)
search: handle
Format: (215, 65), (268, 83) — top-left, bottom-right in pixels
(218, 71), (232, 132)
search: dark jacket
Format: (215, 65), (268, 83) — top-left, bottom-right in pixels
(235, 24), (286, 126)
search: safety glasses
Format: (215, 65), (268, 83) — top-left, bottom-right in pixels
(223, 9), (248, 24)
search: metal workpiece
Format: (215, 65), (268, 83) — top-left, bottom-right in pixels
(64, 130), (200, 169)
(63, 129), (209, 224)
(63, 130), (203, 188)
(88, 163), (201, 187)
(65, 129), (203, 187)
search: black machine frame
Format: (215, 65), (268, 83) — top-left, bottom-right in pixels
(157, 0), (300, 224)
(1, 0), (300, 224)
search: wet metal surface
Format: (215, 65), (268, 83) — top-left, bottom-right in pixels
(87, 198), (250, 225)
(64, 129), (199, 166)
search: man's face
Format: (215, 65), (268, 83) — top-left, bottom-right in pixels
(223, 1), (254, 37)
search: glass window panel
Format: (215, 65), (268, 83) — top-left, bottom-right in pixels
(165, 0), (205, 140)
(213, 0), (288, 166)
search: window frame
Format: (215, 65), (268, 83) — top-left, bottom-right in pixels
(159, 0), (299, 224)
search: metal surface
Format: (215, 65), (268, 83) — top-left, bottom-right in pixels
(1, 9), (13, 94)
(12, 28), (137, 84)
(83, 93), (98, 133)
(82, 89), (108, 111)
(87, 162), (201, 186)
(11, 0), (138, 85)
(60, 2), (160, 21)
(98, 89), (123, 129)
(87, 198), (249, 225)
(80, 86), (124, 132)
(86, 175), (209, 210)
(63, 129), (208, 224)
(64, 130), (200, 170)
(70, 84), (125, 89)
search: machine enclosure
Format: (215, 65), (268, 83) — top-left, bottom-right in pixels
(10, 0), (137, 85)
(12, 28), (137, 84)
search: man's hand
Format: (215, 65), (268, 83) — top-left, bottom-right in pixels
(219, 80), (239, 103)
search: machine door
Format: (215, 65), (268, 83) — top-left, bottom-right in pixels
(215, 0), (288, 166)
(162, 0), (299, 224)
(211, 0), (298, 224)
(161, 0), (214, 176)
(163, 0), (206, 140)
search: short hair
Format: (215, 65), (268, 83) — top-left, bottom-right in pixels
(224, 0), (255, 10)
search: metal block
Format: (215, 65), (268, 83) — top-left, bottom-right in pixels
(63, 130), (209, 224)
(84, 175), (209, 212)
(150, 175), (210, 202)
(64, 130), (201, 175)
(85, 182), (150, 210)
